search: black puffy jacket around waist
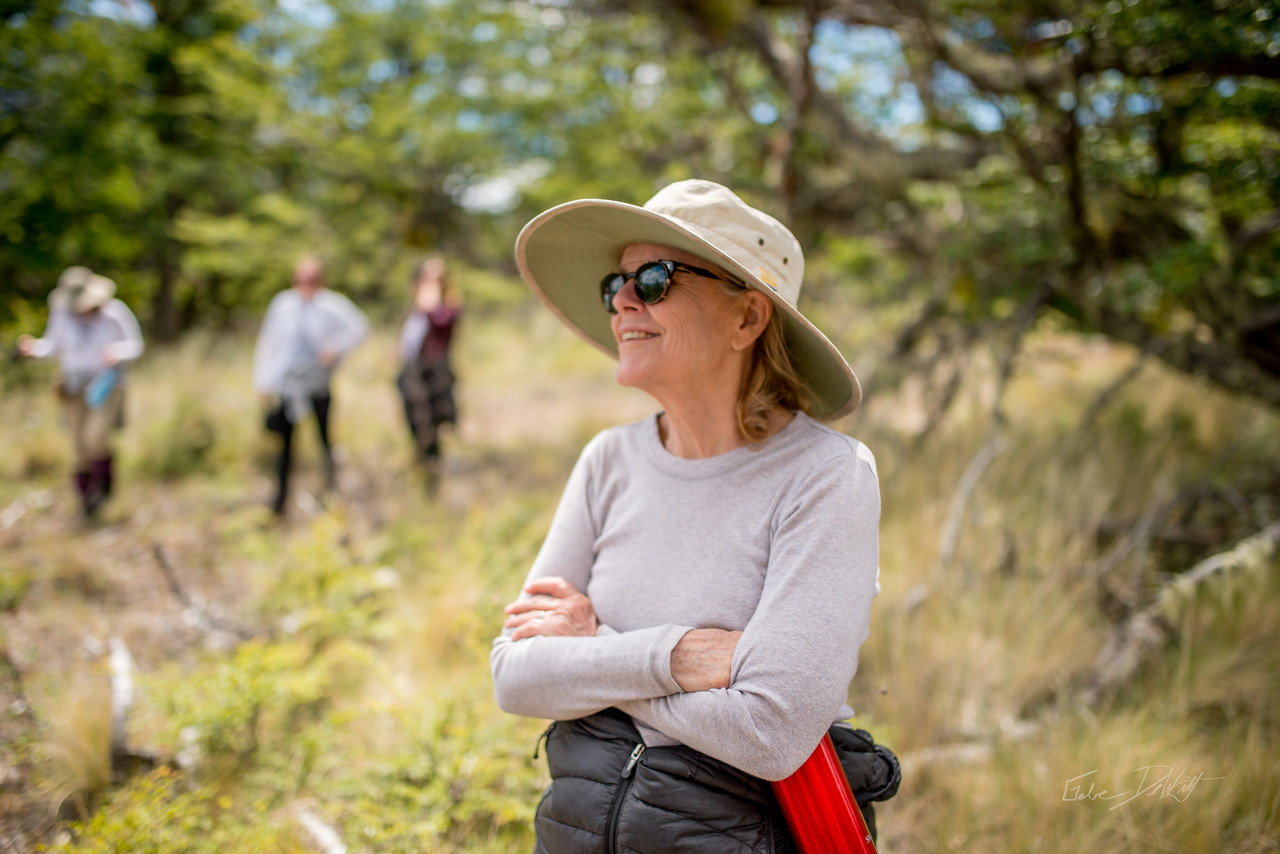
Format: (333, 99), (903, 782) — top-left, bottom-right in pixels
(532, 708), (900, 854)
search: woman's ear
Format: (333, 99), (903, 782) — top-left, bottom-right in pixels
(730, 291), (773, 352)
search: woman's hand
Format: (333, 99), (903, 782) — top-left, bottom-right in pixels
(503, 576), (599, 641)
(671, 628), (742, 692)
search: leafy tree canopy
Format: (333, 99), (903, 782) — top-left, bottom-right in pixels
(2, 0), (1277, 409)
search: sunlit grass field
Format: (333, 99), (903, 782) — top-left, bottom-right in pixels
(1, 290), (1277, 852)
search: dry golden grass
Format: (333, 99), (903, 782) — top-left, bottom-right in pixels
(848, 335), (1280, 852)
(35, 671), (114, 825)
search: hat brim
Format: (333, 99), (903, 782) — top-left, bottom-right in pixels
(515, 199), (861, 419)
(51, 275), (116, 313)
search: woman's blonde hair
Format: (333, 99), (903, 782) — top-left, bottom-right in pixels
(737, 309), (816, 443)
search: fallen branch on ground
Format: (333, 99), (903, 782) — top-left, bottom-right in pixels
(1079, 518), (1280, 706)
(105, 637), (159, 778)
(151, 543), (257, 643)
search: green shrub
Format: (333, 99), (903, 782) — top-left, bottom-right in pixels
(39, 768), (304, 853)
(132, 394), (219, 480)
(0, 571), (31, 611)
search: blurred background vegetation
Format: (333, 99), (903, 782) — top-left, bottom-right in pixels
(2, 0), (1278, 851)
(4, 0), (1279, 410)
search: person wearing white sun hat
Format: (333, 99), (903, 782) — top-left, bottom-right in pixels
(490, 180), (897, 852)
(17, 265), (145, 519)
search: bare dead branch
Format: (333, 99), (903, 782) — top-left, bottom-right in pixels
(1079, 518), (1280, 706)
(913, 364), (963, 444)
(151, 543), (256, 642)
(891, 292), (949, 357)
(1163, 518), (1280, 600)
(933, 433), (1010, 579)
(1091, 479), (1176, 580)
(295, 807), (348, 854)
(107, 638), (134, 757)
(1093, 306), (1280, 407)
(1079, 349), (1150, 430)
(992, 285), (1054, 426)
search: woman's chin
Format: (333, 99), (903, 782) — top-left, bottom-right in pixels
(614, 362), (650, 391)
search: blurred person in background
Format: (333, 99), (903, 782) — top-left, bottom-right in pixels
(395, 255), (461, 495)
(16, 266), (144, 520)
(490, 180), (898, 853)
(253, 254), (368, 516)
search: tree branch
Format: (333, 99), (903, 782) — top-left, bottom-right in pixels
(1079, 518), (1280, 707)
(1231, 208), (1280, 255)
(933, 432), (1010, 579)
(1092, 307), (1280, 406)
(1079, 49), (1280, 84)
(992, 285), (1054, 426)
(1078, 341), (1162, 430)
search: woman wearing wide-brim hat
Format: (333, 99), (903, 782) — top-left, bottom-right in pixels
(490, 180), (898, 852)
(17, 266), (144, 519)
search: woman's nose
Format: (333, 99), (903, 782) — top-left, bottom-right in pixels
(610, 279), (644, 312)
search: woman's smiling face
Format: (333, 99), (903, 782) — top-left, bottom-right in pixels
(610, 243), (749, 402)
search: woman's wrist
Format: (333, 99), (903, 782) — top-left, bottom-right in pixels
(670, 628), (741, 692)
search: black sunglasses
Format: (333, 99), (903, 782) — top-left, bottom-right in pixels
(600, 260), (739, 314)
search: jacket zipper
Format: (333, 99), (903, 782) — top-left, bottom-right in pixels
(605, 743), (645, 854)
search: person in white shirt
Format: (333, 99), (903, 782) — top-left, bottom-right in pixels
(17, 266), (145, 519)
(253, 255), (368, 516)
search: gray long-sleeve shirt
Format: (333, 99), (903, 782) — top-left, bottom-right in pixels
(490, 411), (880, 781)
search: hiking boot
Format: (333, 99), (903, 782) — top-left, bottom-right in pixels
(91, 457), (114, 499)
(74, 469), (102, 518)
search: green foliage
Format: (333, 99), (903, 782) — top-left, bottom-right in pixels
(323, 680), (546, 853)
(38, 767), (304, 853)
(38, 490), (551, 850)
(4, 0), (1278, 407)
(132, 515), (392, 794)
(131, 393), (219, 481)
(155, 639), (329, 769)
(3, 0), (802, 335)
(0, 571), (31, 612)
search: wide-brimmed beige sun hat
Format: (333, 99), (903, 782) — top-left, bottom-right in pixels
(514, 179), (861, 418)
(50, 266), (117, 314)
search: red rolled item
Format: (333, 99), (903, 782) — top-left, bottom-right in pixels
(771, 732), (879, 854)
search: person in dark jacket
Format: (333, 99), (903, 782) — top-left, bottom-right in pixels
(395, 256), (460, 493)
(490, 180), (898, 852)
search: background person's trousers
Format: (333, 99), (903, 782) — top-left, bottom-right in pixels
(63, 386), (124, 467)
(269, 393), (333, 513)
